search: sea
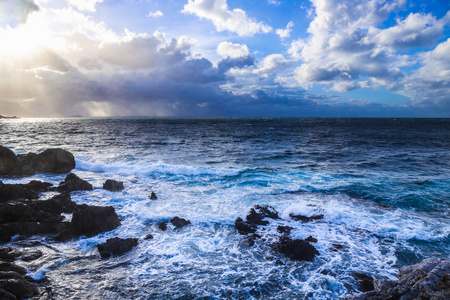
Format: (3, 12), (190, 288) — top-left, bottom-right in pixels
(1, 117), (449, 299)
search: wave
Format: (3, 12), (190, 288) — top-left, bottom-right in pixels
(75, 158), (243, 177)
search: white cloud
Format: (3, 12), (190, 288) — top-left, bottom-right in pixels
(268, 0), (281, 5)
(68, 0), (103, 12)
(217, 41), (249, 58)
(253, 54), (292, 78)
(276, 21), (294, 39)
(182, 0), (272, 36)
(147, 10), (163, 18)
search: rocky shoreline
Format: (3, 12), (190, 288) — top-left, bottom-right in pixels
(1, 145), (449, 299)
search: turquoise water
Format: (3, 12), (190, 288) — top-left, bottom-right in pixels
(1, 117), (449, 299)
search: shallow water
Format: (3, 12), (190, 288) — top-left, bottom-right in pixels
(1, 117), (449, 299)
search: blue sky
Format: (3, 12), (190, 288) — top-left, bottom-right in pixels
(0, 0), (449, 117)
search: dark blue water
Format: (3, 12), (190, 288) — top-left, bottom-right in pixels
(1, 117), (449, 299)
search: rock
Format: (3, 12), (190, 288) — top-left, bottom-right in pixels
(0, 288), (16, 300)
(20, 250), (43, 262)
(0, 278), (39, 299)
(103, 179), (124, 191)
(170, 217), (191, 229)
(37, 193), (77, 214)
(0, 248), (18, 262)
(97, 237), (138, 259)
(56, 173), (93, 193)
(0, 263), (26, 276)
(234, 217), (257, 235)
(144, 234), (154, 240)
(32, 148), (75, 174)
(346, 258), (450, 300)
(158, 222), (168, 231)
(271, 236), (319, 262)
(305, 236), (318, 243)
(0, 147), (18, 176)
(289, 213), (324, 222)
(0, 180), (52, 202)
(331, 243), (344, 251)
(277, 225), (293, 235)
(247, 233), (261, 247)
(70, 204), (121, 237)
(150, 192), (157, 200)
(352, 273), (375, 293)
(246, 205), (280, 226)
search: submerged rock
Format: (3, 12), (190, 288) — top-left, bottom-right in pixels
(57, 173), (93, 193)
(103, 179), (124, 191)
(235, 217), (257, 235)
(246, 205), (280, 226)
(170, 217), (191, 229)
(277, 225), (293, 235)
(346, 258), (450, 300)
(150, 192), (157, 200)
(97, 237), (138, 259)
(289, 213), (324, 222)
(271, 236), (319, 262)
(158, 222), (168, 231)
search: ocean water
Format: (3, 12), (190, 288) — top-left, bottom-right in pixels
(1, 117), (449, 299)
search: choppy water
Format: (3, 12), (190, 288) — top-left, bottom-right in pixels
(1, 117), (449, 299)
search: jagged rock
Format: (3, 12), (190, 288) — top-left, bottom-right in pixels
(170, 217), (191, 229)
(289, 213), (324, 222)
(346, 258), (450, 300)
(70, 204), (121, 237)
(0, 277), (39, 299)
(150, 192), (157, 200)
(352, 273), (375, 293)
(97, 237), (138, 259)
(158, 222), (168, 231)
(271, 236), (319, 262)
(56, 173), (93, 193)
(305, 236), (318, 243)
(0, 263), (26, 276)
(246, 205), (280, 226)
(144, 234), (154, 240)
(0, 180), (52, 202)
(0, 248), (18, 262)
(277, 225), (293, 234)
(234, 217), (257, 235)
(0, 288), (16, 300)
(103, 179), (124, 191)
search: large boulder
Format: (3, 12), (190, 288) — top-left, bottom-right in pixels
(0, 278), (39, 299)
(0, 180), (53, 203)
(57, 173), (93, 193)
(346, 258), (450, 300)
(170, 216), (191, 229)
(97, 237), (138, 259)
(32, 148), (75, 174)
(271, 236), (319, 262)
(70, 204), (121, 237)
(0, 147), (17, 176)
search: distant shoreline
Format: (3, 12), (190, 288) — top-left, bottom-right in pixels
(0, 115), (20, 119)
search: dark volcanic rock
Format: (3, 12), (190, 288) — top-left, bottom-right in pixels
(70, 204), (121, 237)
(33, 148), (75, 174)
(0, 147), (18, 176)
(57, 173), (93, 193)
(103, 179), (124, 191)
(158, 222), (168, 231)
(346, 258), (450, 300)
(150, 192), (158, 200)
(272, 236), (319, 262)
(234, 217), (257, 235)
(171, 217), (191, 229)
(352, 273), (375, 293)
(0, 288), (16, 300)
(277, 225), (293, 235)
(144, 234), (154, 240)
(0, 263), (26, 276)
(305, 236), (318, 243)
(97, 237), (138, 259)
(0, 277), (39, 299)
(289, 213), (324, 222)
(246, 205), (280, 226)
(0, 180), (52, 202)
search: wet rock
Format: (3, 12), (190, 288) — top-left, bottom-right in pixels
(144, 234), (154, 240)
(277, 225), (293, 235)
(20, 250), (43, 262)
(0, 180), (52, 202)
(289, 213), (324, 222)
(0, 277), (39, 299)
(97, 237), (139, 259)
(32, 148), (75, 174)
(158, 222), (168, 231)
(150, 192), (157, 200)
(247, 233), (261, 247)
(331, 243), (344, 251)
(271, 236), (319, 262)
(0, 263), (26, 276)
(234, 217), (257, 235)
(70, 204), (121, 237)
(305, 236), (318, 243)
(37, 193), (77, 214)
(352, 273), (375, 293)
(171, 217), (191, 229)
(57, 173), (93, 193)
(0, 288), (16, 300)
(0, 248), (17, 262)
(103, 179), (124, 191)
(346, 258), (450, 300)
(246, 205), (280, 226)
(0, 146), (18, 176)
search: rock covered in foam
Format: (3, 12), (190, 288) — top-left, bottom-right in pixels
(97, 237), (138, 259)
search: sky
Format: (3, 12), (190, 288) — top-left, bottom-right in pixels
(0, 0), (449, 117)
